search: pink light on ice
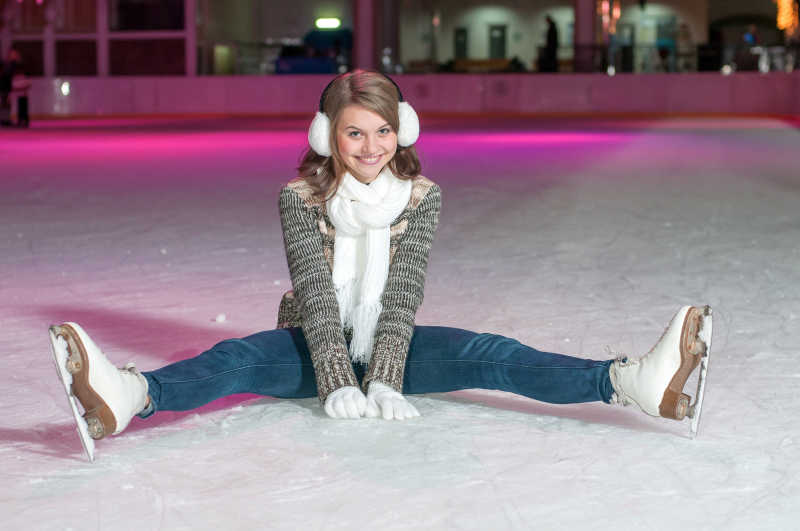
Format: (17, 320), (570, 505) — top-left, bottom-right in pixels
(453, 132), (629, 145)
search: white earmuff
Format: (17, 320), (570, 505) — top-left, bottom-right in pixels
(397, 101), (420, 147)
(308, 112), (332, 157)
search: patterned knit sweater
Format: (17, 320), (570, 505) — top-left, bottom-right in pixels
(277, 174), (441, 403)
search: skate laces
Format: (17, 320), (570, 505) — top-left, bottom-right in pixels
(604, 345), (628, 364)
(122, 362), (148, 389)
(606, 347), (633, 406)
(121, 362), (149, 409)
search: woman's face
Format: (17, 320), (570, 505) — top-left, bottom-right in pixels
(335, 104), (397, 184)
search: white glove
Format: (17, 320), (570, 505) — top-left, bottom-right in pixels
(365, 381), (420, 420)
(323, 386), (367, 419)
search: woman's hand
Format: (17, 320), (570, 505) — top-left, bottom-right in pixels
(323, 386), (367, 419)
(365, 382), (420, 420)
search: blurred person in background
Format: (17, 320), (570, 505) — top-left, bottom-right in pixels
(0, 50), (12, 126)
(538, 15), (559, 72)
(0, 49), (29, 127)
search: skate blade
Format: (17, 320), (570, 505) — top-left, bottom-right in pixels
(49, 327), (96, 462)
(687, 306), (712, 439)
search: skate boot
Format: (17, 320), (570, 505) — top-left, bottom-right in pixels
(49, 322), (149, 460)
(609, 305), (712, 438)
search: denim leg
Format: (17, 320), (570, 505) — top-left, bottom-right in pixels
(140, 327), (317, 416)
(403, 326), (615, 404)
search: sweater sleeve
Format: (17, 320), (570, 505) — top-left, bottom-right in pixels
(363, 183), (442, 393)
(279, 186), (359, 402)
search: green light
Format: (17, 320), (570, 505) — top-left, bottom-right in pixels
(316, 18), (341, 29)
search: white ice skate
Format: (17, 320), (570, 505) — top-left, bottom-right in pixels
(48, 322), (149, 462)
(610, 305), (712, 438)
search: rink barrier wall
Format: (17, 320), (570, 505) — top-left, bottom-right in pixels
(22, 72), (800, 117)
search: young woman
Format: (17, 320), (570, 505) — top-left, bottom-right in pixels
(49, 70), (712, 461)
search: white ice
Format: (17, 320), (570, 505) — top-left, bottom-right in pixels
(2, 116), (799, 530)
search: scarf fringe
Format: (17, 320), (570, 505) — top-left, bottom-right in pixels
(349, 301), (383, 363)
(334, 278), (356, 327)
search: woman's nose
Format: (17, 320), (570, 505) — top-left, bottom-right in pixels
(362, 134), (376, 152)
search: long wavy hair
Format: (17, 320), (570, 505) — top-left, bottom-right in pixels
(298, 70), (421, 200)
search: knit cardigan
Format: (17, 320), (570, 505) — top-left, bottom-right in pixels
(277, 174), (441, 403)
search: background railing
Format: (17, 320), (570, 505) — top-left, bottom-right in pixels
(401, 44), (800, 74)
(156, 39), (800, 76)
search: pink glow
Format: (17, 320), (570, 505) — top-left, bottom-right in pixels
(451, 132), (629, 145)
(1, 131), (306, 159)
(2, 116), (794, 193)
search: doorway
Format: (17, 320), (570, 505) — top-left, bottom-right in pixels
(455, 27), (468, 59)
(489, 25), (506, 59)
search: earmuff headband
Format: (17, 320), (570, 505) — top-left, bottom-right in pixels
(308, 71), (420, 157)
(318, 72), (407, 113)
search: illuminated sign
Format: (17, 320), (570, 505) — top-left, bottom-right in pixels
(316, 18), (341, 29)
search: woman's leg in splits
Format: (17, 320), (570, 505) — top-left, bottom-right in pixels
(50, 322), (321, 461)
(401, 305), (712, 436)
(140, 327), (318, 417)
(401, 326), (615, 404)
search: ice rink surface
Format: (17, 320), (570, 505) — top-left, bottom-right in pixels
(2, 114), (799, 530)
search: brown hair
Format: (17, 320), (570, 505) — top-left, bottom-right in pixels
(297, 70), (421, 200)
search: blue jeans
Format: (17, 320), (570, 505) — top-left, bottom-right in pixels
(140, 326), (614, 416)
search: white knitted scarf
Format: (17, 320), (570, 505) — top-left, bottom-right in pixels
(327, 168), (413, 363)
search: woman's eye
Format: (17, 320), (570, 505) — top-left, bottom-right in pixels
(348, 131), (361, 137)
(379, 128), (391, 135)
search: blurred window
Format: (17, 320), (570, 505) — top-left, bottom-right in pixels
(16, 1), (47, 34)
(109, 0), (184, 31)
(57, 40), (98, 75)
(110, 39), (185, 74)
(57, 0), (98, 33)
(10, 41), (44, 76)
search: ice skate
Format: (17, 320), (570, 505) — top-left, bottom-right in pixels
(48, 322), (149, 461)
(609, 305), (712, 438)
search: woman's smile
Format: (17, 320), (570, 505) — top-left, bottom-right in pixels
(356, 153), (385, 165)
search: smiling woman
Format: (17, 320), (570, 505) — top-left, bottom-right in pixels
(336, 105), (398, 184)
(300, 70), (421, 200)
